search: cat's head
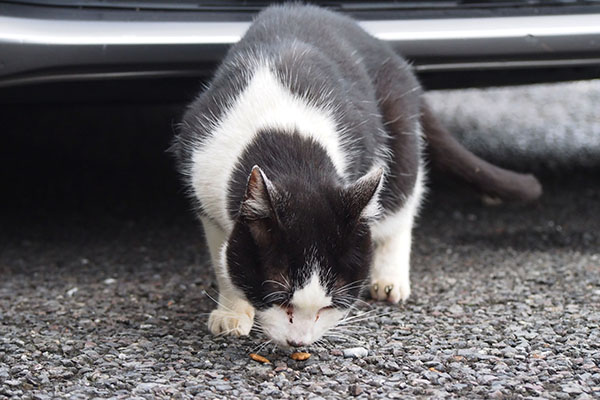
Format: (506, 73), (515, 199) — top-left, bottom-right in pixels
(224, 165), (383, 347)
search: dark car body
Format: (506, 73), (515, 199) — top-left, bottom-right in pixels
(1, 0), (600, 103)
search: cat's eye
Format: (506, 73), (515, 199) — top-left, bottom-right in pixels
(315, 305), (334, 321)
(285, 305), (293, 324)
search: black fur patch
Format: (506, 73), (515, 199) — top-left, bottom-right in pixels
(226, 130), (374, 310)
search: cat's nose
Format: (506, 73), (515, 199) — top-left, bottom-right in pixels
(287, 340), (303, 348)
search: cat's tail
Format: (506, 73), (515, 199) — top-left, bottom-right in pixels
(421, 102), (542, 203)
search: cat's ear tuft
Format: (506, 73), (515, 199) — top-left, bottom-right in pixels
(240, 165), (278, 221)
(345, 167), (384, 221)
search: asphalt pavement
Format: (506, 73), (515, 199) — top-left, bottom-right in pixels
(0, 80), (599, 399)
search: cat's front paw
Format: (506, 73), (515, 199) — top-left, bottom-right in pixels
(208, 306), (255, 336)
(369, 276), (410, 304)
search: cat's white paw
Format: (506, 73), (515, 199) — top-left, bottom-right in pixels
(369, 276), (410, 304)
(208, 305), (255, 336)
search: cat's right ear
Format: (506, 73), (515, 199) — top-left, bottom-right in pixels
(344, 167), (384, 222)
(239, 166), (280, 245)
(240, 166), (278, 220)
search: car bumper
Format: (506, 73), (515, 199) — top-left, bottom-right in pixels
(1, 10), (599, 90)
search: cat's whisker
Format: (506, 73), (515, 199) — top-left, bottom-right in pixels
(332, 279), (368, 294)
(325, 331), (359, 340)
(323, 333), (356, 343)
(353, 298), (374, 308)
(202, 290), (236, 313)
(262, 279), (289, 290)
(252, 339), (273, 354)
(325, 328), (365, 340)
(279, 273), (291, 291)
(310, 339), (328, 352)
(251, 325), (267, 335)
(330, 325), (370, 332)
(330, 322), (367, 330)
(269, 342), (278, 354)
(262, 290), (288, 303)
(215, 326), (246, 336)
(337, 310), (391, 325)
(338, 313), (388, 325)
(339, 307), (380, 319)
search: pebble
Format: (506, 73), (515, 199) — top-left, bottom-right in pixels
(343, 347), (369, 358)
(562, 383), (584, 394)
(349, 385), (363, 396)
(448, 304), (464, 315)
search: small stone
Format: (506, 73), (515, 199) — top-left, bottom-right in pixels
(215, 384), (232, 391)
(349, 385), (363, 396)
(448, 304), (464, 315)
(319, 365), (336, 376)
(562, 383), (583, 394)
(479, 375), (497, 385)
(274, 362), (287, 373)
(135, 382), (157, 393)
(343, 347), (368, 358)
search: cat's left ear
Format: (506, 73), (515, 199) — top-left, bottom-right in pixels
(344, 167), (384, 221)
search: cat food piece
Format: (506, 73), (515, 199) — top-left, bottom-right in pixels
(290, 352), (311, 361)
(249, 353), (271, 364)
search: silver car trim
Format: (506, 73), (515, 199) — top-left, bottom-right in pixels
(1, 13), (600, 45)
(414, 58), (600, 72)
(361, 14), (600, 41)
(0, 17), (248, 45)
(1, 13), (599, 87)
(0, 70), (209, 88)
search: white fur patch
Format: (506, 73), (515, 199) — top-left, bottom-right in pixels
(371, 164), (426, 241)
(256, 270), (345, 347)
(190, 64), (347, 232)
(357, 166), (385, 221)
(290, 271), (332, 312)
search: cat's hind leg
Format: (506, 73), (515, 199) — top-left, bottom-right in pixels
(369, 168), (425, 303)
(201, 218), (255, 336)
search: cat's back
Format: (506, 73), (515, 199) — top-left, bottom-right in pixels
(175, 4), (391, 230)
(243, 4), (368, 47)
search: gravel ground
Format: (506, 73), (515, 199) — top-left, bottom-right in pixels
(1, 81), (599, 399)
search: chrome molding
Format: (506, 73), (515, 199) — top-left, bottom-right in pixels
(1, 12), (599, 87)
(414, 58), (600, 73)
(361, 14), (600, 41)
(0, 17), (248, 45)
(1, 13), (599, 46)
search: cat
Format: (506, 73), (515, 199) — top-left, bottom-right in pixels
(171, 4), (541, 348)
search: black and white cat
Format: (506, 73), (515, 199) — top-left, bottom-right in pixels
(171, 4), (541, 348)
